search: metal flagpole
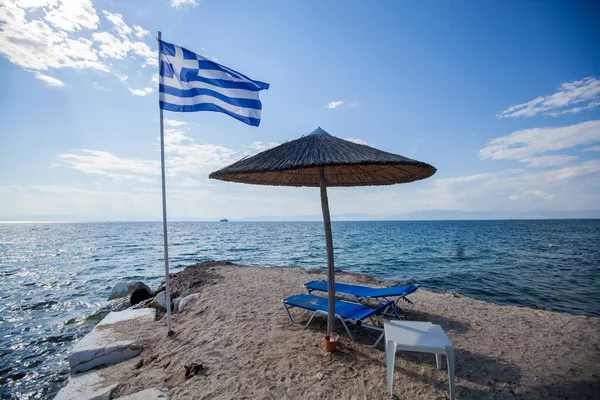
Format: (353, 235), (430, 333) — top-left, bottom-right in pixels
(157, 30), (173, 334)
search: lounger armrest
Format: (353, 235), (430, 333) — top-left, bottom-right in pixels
(358, 300), (395, 320)
(373, 300), (395, 314)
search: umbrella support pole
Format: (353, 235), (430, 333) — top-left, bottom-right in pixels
(318, 166), (336, 337)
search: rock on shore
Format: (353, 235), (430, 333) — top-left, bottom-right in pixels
(109, 281), (152, 302)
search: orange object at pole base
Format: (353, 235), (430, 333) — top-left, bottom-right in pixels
(324, 335), (337, 353)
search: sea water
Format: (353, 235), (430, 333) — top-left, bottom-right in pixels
(1, 220), (599, 398)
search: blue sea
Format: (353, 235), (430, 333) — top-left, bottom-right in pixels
(1, 220), (599, 399)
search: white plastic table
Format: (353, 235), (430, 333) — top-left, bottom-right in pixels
(385, 321), (455, 399)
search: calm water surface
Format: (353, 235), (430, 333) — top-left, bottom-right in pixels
(1, 220), (599, 398)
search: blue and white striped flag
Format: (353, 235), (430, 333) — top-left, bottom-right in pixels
(159, 41), (269, 127)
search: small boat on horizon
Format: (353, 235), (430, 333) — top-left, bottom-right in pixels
(220, 218), (229, 222)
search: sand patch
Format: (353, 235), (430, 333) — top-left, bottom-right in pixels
(98, 263), (600, 399)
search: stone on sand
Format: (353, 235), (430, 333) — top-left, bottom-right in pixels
(178, 293), (201, 312)
(150, 292), (169, 311)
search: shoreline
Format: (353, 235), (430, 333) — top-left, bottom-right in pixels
(63, 261), (600, 399)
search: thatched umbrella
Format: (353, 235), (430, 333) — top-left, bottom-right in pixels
(209, 127), (436, 339)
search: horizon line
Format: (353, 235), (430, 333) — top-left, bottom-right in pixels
(2, 217), (599, 224)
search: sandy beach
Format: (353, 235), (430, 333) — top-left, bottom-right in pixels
(96, 262), (600, 399)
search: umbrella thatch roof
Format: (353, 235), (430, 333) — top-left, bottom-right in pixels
(209, 127), (436, 187)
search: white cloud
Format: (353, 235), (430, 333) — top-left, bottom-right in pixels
(520, 155), (578, 168)
(390, 124), (600, 213)
(133, 25), (150, 39)
(92, 29), (156, 68)
(44, 0), (99, 32)
(546, 101), (600, 117)
(92, 31), (131, 59)
(508, 190), (554, 201)
(116, 73), (128, 83)
(93, 81), (110, 91)
(317, 160), (600, 217)
(52, 149), (159, 182)
(33, 72), (64, 87)
(10, 149), (600, 221)
(163, 129), (238, 177)
(128, 87), (154, 96)
(151, 73), (159, 85)
(0, 0), (156, 89)
(53, 127), (239, 185)
(416, 160), (600, 212)
(18, 0), (57, 8)
(0, 185), (162, 220)
(50, 115), (600, 218)
(326, 101), (344, 109)
(95, 10), (156, 67)
(497, 77), (600, 118)
(0, 184), (323, 221)
(245, 141), (279, 152)
(345, 138), (368, 146)
(0, 1), (107, 72)
(480, 120), (600, 166)
(164, 119), (187, 127)
(101, 10), (131, 38)
(170, 0), (199, 8)
(583, 145), (600, 152)
(10, 156), (600, 220)
(544, 160), (600, 181)
(128, 41), (157, 68)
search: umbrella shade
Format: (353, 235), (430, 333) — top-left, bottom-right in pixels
(209, 127), (436, 343)
(208, 127), (436, 186)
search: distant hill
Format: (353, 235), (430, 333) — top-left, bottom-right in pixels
(385, 209), (600, 220)
(239, 213), (376, 222)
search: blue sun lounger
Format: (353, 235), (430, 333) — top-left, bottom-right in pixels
(304, 280), (418, 317)
(283, 294), (392, 346)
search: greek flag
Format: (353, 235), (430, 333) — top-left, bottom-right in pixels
(159, 41), (269, 127)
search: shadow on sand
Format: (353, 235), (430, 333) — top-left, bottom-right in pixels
(286, 312), (525, 399)
(283, 311), (599, 399)
(406, 309), (470, 334)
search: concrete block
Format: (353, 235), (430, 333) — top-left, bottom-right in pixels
(98, 308), (155, 326)
(69, 309), (155, 374)
(54, 370), (117, 400)
(114, 388), (169, 399)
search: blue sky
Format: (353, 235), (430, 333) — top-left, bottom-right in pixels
(0, 0), (599, 220)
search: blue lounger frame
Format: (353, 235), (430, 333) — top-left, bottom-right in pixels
(282, 294), (393, 347)
(304, 280), (418, 318)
